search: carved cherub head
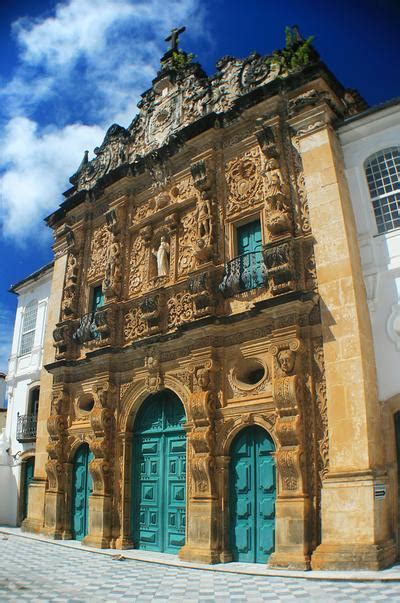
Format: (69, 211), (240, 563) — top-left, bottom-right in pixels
(277, 349), (296, 374)
(196, 367), (210, 389)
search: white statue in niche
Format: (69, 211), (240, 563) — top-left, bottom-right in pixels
(153, 236), (170, 277)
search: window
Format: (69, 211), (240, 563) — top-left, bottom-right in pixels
(365, 147), (400, 234)
(91, 285), (104, 312)
(19, 300), (38, 356)
(28, 387), (40, 416)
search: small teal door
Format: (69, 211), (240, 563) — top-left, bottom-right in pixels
(92, 285), (104, 312)
(230, 426), (276, 563)
(237, 220), (264, 290)
(72, 444), (94, 541)
(22, 456), (35, 520)
(133, 390), (186, 553)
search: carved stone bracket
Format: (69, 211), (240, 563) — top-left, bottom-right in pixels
(144, 351), (164, 392)
(263, 237), (296, 295)
(139, 292), (165, 335)
(188, 270), (216, 318)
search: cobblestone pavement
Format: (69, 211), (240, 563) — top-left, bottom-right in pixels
(0, 534), (400, 602)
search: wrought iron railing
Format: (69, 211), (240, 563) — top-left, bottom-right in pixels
(16, 413), (37, 442)
(219, 251), (266, 296)
(72, 309), (108, 344)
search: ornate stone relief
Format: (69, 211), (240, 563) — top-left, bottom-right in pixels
(128, 228), (150, 296)
(87, 224), (113, 281)
(89, 381), (117, 498)
(263, 238), (296, 295)
(144, 351), (164, 392)
(167, 291), (194, 329)
(102, 210), (122, 302)
(123, 306), (146, 342)
(225, 147), (263, 216)
(313, 339), (329, 480)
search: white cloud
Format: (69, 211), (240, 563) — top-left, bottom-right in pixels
(0, 0), (207, 244)
(0, 117), (104, 241)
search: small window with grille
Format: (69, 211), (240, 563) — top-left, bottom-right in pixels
(19, 300), (38, 356)
(364, 147), (400, 234)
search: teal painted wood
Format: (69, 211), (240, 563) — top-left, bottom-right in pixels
(92, 285), (104, 312)
(236, 220), (263, 290)
(230, 426), (276, 563)
(133, 391), (186, 553)
(22, 456), (35, 520)
(71, 444), (94, 541)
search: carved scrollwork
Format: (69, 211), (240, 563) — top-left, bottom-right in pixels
(263, 238), (296, 295)
(87, 224), (113, 281)
(129, 233), (148, 296)
(124, 306), (146, 343)
(225, 147), (263, 216)
(167, 291), (194, 329)
(276, 448), (301, 491)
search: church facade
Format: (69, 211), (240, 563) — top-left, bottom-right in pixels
(23, 29), (397, 570)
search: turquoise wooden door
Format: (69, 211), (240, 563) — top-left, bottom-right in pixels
(237, 220), (264, 290)
(22, 456), (35, 520)
(133, 391), (186, 553)
(92, 285), (104, 312)
(72, 444), (94, 541)
(230, 426), (276, 563)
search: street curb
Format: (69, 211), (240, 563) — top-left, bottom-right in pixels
(1, 527), (400, 582)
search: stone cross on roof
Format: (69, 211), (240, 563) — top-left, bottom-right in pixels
(165, 26), (186, 52)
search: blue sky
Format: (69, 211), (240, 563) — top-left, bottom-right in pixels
(0, 0), (399, 371)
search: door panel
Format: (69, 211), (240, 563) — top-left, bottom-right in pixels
(236, 220), (264, 289)
(72, 444), (93, 541)
(230, 426), (276, 563)
(22, 457), (35, 521)
(133, 391), (186, 553)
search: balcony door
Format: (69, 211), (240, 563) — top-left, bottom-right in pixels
(236, 220), (264, 290)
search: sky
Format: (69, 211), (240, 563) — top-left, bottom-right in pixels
(0, 0), (399, 371)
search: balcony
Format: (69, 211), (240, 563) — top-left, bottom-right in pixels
(16, 413), (37, 442)
(219, 251), (267, 296)
(72, 309), (109, 344)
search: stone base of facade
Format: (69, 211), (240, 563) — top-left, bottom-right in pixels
(269, 551), (311, 571)
(82, 535), (112, 548)
(21, 517), (44, 535)
(311, 541), (397, 571)
(115, 538), (134, 550)
(179, 544), (220, 564)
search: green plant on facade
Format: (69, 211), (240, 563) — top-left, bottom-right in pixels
(266, 26), (315, 74)
(171, 50), (195, 72)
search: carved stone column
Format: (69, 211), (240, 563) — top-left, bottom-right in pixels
(269, 336), (311, 570)
(179, 363), (220, 563)
(42, 388), (70, 539)
(115, 432), (134, 549)
(84, 381), (116, 548)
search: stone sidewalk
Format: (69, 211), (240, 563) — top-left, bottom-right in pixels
(1, 526), (400, 582)
(1, 531), (400, 602)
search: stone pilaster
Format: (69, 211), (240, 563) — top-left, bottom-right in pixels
(291, 105), (396, 569)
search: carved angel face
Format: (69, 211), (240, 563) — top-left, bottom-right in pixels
(278, 349), (296, 374)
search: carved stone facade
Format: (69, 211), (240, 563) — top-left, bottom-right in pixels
(22, 30), (397, 572)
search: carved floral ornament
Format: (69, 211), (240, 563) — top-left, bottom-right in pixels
(225, 147), (264, 215)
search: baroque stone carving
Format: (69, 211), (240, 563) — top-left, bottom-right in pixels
(313, 340), (329, 480)
(87, 224), (113, 281)
(263, 238), (296, 295)
(225, 147), (263, 216)
(167, 291), (194, 329)
(129, 229), (149, 296)
(123, 306), (146, 342)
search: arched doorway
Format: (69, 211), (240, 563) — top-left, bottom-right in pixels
(230, 425), (276, 563)
(71, 444), (93, 541)
(132, 390), (186, 553)
(21, 456), (35, 522)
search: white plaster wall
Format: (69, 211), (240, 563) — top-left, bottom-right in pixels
(0, 267), (52, 525)
(339, 103), (400, 403)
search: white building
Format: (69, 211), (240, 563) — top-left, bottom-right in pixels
(0, 373), (6, 408)
(0, 262), (53, 526)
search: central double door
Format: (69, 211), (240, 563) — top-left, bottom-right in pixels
(132, 391), (186, 553)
